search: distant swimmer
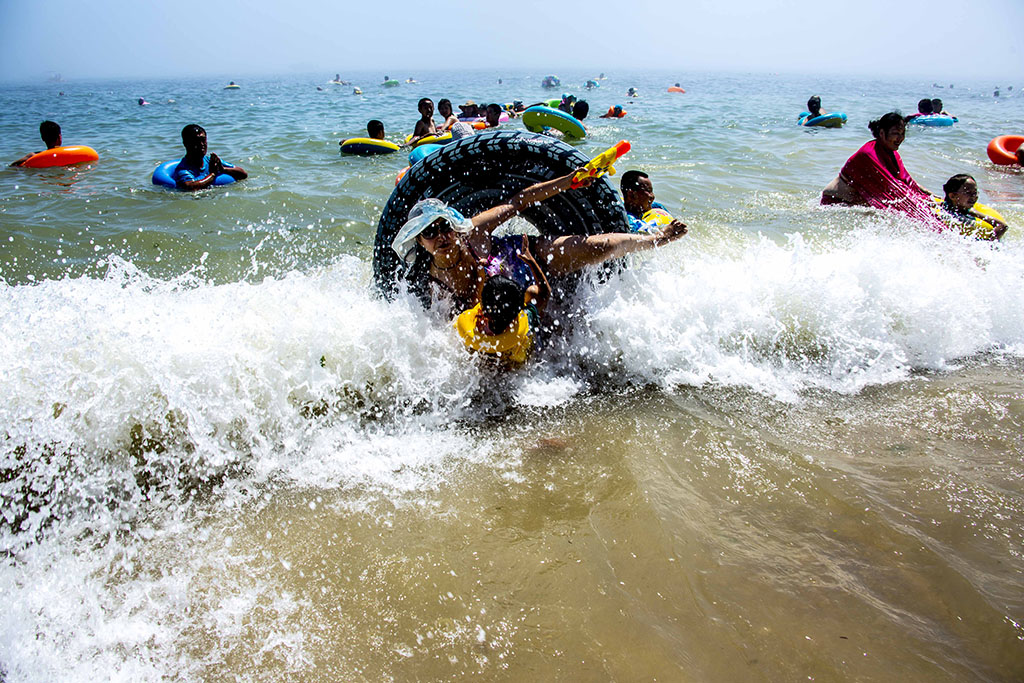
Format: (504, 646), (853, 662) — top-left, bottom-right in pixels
(138, 97), (149, 106)
(172, 124), (248, 191)
(10, 120), (61, 167)
(931, 98), (951, 117)
(627, 87), (639, 98)
(600, 105), (626, 118)
(806, 95), (827, 118)
(224, 81), (240, 89)
(367, 119), (386, 140)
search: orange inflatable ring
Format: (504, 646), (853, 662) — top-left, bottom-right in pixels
(22, 145), (99, 168)
(667, 86), (686, 93)
(395, 165), (410, 186)
(605, 106), (627, 118)
(987, 135), (1024, 166)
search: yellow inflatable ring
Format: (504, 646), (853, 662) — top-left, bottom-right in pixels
(404, 131), (453, 148)
(932, 197), (1006, 240)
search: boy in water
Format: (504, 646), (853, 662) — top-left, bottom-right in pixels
(10, 120), (61, 167)
(367, 119), (386, 140)
(409, 98), (437, 145)
(172, 124), (248, 191)
(455, 235), (551, 366)
(620, 170), (680, 234)
(938, 174), (1007, 240)
(807, 95), (826, 118)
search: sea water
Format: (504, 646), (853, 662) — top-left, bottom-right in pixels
(1, 70), (1022, 680)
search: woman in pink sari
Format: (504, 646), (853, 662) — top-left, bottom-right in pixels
(821, 112), (943, 228)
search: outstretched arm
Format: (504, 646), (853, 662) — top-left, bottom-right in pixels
(9, 153), (34, 167)
(535, 219), (688, 278)
(470, 171), (589, 235)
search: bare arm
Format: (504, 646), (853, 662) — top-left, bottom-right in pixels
(470, 171), (589, 236)
(535, 219), (688, 277)
(519, 235), (550, 314)
(9, 153), (33, 167)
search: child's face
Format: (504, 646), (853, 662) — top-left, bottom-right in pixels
(948, 179), (978, 210)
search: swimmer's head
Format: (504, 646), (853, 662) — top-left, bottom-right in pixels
(367, 119), (385, 139)
(869, 112), (905, 138)
(181, 124), (207, 155)
(931, 98), (943, 112)
(39, 120), (61, 148)
(418, 98), (434, 116)
(807, 95), (821, 114)
(572, 100), (589, 121)
(480, 275), (524, 334)
(621, 170), (654, 214)
(437, 99), (453, 117)
(1017, 146), (1024, 166)
(917, 98), (933, 114)
(943, 174), (978, 211)
(485, 103), (502, 124)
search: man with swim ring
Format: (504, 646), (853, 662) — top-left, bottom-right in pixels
(172, 124), (248, 191)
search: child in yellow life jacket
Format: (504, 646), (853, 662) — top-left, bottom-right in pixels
(454, 235), (550, 366)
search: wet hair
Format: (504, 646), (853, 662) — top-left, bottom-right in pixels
(942, 173), (975, 195)
(572, 100), (589, 120)
(931, 98), (943, 111)
(917, 98), (933, 114)
(417, 97), (433, 111)
(807, 95), (821, 113)
(181, 123), (205, 142)
(868, 112), (904, 137)
(481, 276), (524, 333)
(39, 120), (61, 146)
(367, 119), (384, 138)
(620, 169), (650, 193)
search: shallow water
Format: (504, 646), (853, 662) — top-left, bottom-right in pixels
(1, 70), (1023, 681)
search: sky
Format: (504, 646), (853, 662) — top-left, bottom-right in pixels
(1, 0), (1023, 82)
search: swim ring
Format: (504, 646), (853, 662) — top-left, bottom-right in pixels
(408, 144), (443, 165)
(375, 131), (629, 300)
(987, 135), (1024, 165)
(797, 111), (848, 128)
(404, 131), (453, 148)
(224, 84), (240, 90)
(152, 160), (237, 188)
(21, 145), (99, 168)
(667, 86), (686, 93)
(383, 80), (400, 88)
(340, 138), (400, 156)
(522, 106), (586, 140)
(395, 166), (410, 186)
(907, 114), (957, 127)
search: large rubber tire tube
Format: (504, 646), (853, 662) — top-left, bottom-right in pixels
(373, 130), (631, 300)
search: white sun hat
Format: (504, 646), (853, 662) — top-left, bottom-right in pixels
(391, 198), (474, 263)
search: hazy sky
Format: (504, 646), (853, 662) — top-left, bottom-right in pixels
(2, 0), (1022, 82)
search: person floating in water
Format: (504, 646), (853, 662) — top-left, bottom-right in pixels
(807, 95), (827, 118)
(600, 105), (626, 118)
(620, 170), (680, 234)
(367, 119), (386, 140)
(171, 124), (248, 191)
(930, 98), (952, 117)
(10, 120), (61, 167)
(138, 97), (149, 106)
(937, 174), (1008, 240)
(907, 98), (932, 119)
(821, 112), (943, 229)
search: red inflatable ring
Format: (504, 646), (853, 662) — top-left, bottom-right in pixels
(987, 135), (1024, 166)
(22, 145), (99, 168)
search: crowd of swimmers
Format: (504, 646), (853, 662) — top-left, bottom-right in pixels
(9, 91), (1022, 369)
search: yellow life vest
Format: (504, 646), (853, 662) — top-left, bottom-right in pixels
(454, 304), (532, 364)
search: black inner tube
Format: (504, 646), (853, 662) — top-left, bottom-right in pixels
(372, 131), (631, 301)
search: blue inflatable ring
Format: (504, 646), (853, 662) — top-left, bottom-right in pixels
(797, 111), (848, 128)
(152, 159), (237, 188)
(907, 114), (957, 127)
